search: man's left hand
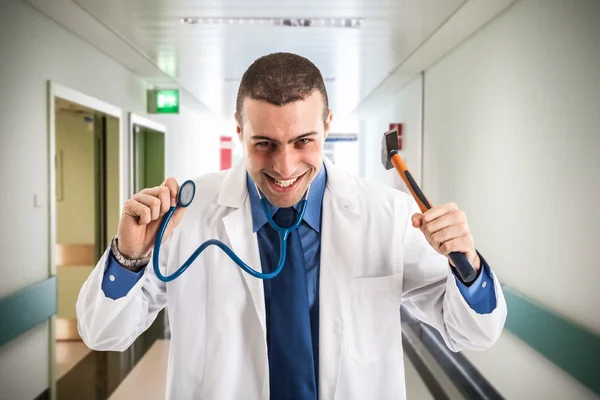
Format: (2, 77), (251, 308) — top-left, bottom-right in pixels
(411, 202), (481, 271)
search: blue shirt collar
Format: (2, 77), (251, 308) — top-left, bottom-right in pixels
(246, 165), (327, 233)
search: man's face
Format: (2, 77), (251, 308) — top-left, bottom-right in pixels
(236, 91), (332, 208)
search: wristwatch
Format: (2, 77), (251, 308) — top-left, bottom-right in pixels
(110, 236), (151, 269)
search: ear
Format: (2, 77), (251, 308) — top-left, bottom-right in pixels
(324, 110), (333, 140)
(234, 113), (242, 141)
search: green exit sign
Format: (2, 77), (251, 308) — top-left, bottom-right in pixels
(147, 89), (179, 114)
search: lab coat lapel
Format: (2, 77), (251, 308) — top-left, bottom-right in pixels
(319, 158), (361, 399)
(219, 161), (267, 336)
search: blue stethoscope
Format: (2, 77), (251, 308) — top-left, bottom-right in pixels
(152, 180), (309, 282)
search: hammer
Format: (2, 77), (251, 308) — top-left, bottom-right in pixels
(381, 128), (478, 283)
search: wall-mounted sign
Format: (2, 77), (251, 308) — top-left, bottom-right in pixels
(148, 89), (179, 114)
(325, 133), (358, 142)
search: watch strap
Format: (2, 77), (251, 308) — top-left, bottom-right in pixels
(110, 237), (150, 269)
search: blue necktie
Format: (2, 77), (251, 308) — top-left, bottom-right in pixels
(266, 207), (317, 400)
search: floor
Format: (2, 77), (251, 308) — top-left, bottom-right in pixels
(108, 339), (170, 400)
(55, 341), (93, 380)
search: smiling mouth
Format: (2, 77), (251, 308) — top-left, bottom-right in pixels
(264, 172), (306, 193)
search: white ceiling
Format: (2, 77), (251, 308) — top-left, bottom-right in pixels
(25, 0), (517, 122)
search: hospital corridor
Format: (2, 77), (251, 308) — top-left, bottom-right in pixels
(1, 0), (599, 399)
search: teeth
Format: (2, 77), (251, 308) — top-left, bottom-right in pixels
(273, 177), (298, 188)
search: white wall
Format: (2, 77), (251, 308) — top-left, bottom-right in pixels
(423, 0), (600, 397)
(0, 0), (219, 398)
(466, 330), (597, 400)
(358, 75), (423, 193)
(153, 102), (223, 183)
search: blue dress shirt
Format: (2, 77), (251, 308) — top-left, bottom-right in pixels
(102, 254), (145, 299)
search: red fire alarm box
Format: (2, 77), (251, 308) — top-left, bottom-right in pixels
(388, 123), (402, 150)
(389, 123), (403, 150)
(220, 136), (233, 170)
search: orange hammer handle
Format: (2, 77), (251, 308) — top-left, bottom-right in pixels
(389, 150), (478, 283)
(390, 152), (431, 213)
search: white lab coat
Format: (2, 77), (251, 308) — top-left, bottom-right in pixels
(77, 157), (507, 400)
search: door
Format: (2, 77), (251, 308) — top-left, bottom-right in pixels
(54, 98), (121, 399)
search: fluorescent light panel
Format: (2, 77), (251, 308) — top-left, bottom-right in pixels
(180, 17), (364, 28)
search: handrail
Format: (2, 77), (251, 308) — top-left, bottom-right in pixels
(401, 306), (504, 400)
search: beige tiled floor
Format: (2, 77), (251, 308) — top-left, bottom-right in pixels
(107, 339), (432, 399)
(109, 339), (170, 400)
(55, 341), (93, 379)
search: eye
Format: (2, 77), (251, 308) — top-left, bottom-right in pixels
(297, 138), (312, 145)
(255, 141), (273, 149)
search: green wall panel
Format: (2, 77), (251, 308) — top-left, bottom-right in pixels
(0, 277), (57, 348)
(503, 285), (600, 396)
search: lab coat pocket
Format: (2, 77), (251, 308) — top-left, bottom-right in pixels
(347, 273), (403, 364)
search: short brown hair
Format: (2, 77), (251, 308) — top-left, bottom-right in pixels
(236, 52), (329, 126)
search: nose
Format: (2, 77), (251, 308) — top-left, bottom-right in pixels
(272, 147), (297, 179)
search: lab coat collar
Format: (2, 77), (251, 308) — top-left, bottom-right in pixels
(321, 157), (360, 216)
(217, 159), (248, 209)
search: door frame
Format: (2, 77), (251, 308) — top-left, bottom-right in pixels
(47, 81), (123, 398)
(128, 112), (167, 196)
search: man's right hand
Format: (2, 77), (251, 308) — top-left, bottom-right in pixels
(116, 177), (188, 259)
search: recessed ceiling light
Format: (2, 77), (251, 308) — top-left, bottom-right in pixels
(179, 17), (364, 28)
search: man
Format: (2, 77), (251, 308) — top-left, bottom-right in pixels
(77, 52), (506, 399)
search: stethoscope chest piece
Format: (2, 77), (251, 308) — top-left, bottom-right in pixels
(178, 180), (196, 208)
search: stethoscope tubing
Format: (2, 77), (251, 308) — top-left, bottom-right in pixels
(152, 180), (308, 282)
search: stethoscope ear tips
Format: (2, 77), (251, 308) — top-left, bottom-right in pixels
(178, 180), (196, 208)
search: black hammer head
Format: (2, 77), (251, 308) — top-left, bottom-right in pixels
(381, 129), (400, 170)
